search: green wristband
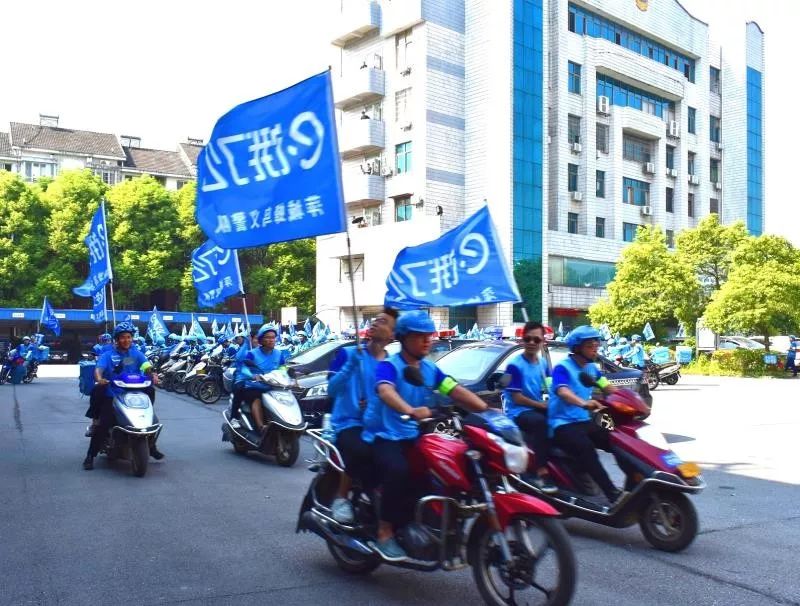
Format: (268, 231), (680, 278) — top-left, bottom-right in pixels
(438, 376), (458, 396)
(596, 376), (610, 389)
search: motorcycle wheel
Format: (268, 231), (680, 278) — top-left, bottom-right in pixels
(173, 371), (188, 394)
(470, 515), (576, 606)
(163, 374), (175, 392)
(275, 432), (300, 467)
(646, 370), (659, 391)
(639, 491), (698, 552)
(664, 375), (679, 386)
(186, 377), (201, 399)
(130, 438), (149, 477)
(327, 541), (381, 575)
(232, 437), (249, 454)
(198, 379), (221, 404)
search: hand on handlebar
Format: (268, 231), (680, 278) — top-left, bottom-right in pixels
(410, 406), (433, 421)
(584, 399), (605, 411)
(97, 378), (109, 385)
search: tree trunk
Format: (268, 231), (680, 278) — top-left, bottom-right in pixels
(763, 327), (770, 353)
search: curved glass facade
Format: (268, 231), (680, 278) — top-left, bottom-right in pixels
(746, 67), (763, 235)
(549, 257), (617, 289)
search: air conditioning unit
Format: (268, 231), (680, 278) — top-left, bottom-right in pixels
(400, 66), (412, 76)
(667, 168), (678, 178)
(400, 121), (413, 131)
(644, 162), (656, 174)
(597, 96), (610, 114)
(689, 175), (701, 185)
(714, 181), (722, 191)
(571, 142), (582, 153)
(668, 120), (680, 138)
(640, 205), (652, 216)
(381, 166), (394, 177)
(571, 191), (583, 202)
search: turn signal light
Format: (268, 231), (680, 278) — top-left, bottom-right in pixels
(677, 462), (701, 479)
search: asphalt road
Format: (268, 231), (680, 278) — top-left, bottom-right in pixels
(1, 369), (798, 606)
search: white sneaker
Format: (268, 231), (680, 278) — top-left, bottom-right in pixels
(331, 498), (355, 524)
(230, 418), (241, 429)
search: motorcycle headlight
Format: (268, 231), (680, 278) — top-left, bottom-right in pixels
(489, 434), (529, 473)
(305, 384), (328, 398)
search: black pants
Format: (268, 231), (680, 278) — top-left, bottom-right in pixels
(336, 426), (376, 491)
(514, 409), (549, 469)
(553, 421), (617, 499)
(372, 437), (416, 527)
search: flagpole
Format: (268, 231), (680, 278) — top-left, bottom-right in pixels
(101, 199), (116, 325)
(240, 294), (250, 335)
(344, 225), (361, 349)
(38, 297), (45, 333)
(108, 281), (117, 325)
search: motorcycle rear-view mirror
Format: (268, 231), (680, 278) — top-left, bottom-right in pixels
(403, 365), (426, 387)
(487, 371), (512, 391)
(578, 371), (597, 388)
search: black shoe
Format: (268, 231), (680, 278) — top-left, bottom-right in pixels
(83, 456), (94, 470)
(149, 447), (165, 460)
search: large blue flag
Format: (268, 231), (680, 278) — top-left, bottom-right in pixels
(73, 201), (113, 297)
(196, 71), (346, 249)
(384, 206), (521, 309)
(147, 306), (168, 342)
(90, 287), (107, 324)
(191, 240), (244, 308)
(40, 297), (61, 336)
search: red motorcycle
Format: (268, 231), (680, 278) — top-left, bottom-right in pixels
(298, 404), (577, 606)
(513, 373), (704, 552)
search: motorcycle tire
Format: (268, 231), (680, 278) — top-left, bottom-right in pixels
(130, 438), (149, 478)
(186, 377), (201, 399)
(163, 374), (175, 392)
(173, 371), (188, 394)
(639, 491), (698, 552)
(470, 515), (576, 606)
(664, 375), (679, 386)
(198, 379), (221, 404)
(646, 371), (659, 391)
(232, 436), (249, 454)
(275, 432), (300, 467)
(327, 541), (381, 575)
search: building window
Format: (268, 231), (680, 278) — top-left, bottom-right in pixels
(596, 170), (605, 198)
(688, 193), (695, 218)
(710, 159), (720, 183)
(747, 67), (763, 235)
(395, 29), (413, 71)
(622, 134), (652, 163)
(666, 187), (674, 213)
(568, 115), (581, 144)
(596, 73), (674, 120)
(688, 152), (696, 176)
(596, 123), (609, 153)
(568, 163), (578, 192)
(666, 229), (675, 248)
(339, 255), (364, 282)
(688, 107), (696, 134)
(568, 61), (582, 94)
(595, 217), (606, 238)
(395, 141), (412, 174)
(395, 88), (410, 123)
(623, 222), (639, 243)
(710, 67), (721, 94)
(394, 196), (413, 222)
(666, 145), (675, 170)
(2, 163), (11, 172)
(710, 198), (719, 215)
(567, 212), (578, 234)
(623, 177), (650, 206)
(710, 115), (721, 143)
(362, 101), (383, 121)
(549, 256), (617, 287)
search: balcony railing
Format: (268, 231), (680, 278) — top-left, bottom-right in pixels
(343, 172), (385, 205)
(333, 67), (385, 109)
(338, 119), (385, 158)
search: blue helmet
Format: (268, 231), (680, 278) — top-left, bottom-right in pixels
(565, 325), (602, 351)
(631, 334), (642, 342)
(99, 333), (112, 343)
(618, 337), (628, 345)
(217, 334), (230, 344)
(395, 311), (436, 337)
(256, 324), (278, 339)
(112, 322), (135, 339)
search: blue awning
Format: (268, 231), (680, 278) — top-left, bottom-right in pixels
(0, 308), (263, 325)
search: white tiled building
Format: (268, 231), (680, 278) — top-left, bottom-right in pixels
(317, 0), (765, 331)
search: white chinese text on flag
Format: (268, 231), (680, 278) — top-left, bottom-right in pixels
(74, 201), (113, 297)
(191, 240), (244, 308)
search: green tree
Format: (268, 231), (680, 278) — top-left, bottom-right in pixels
(242, 239), (316, 318)
(588, 226), (701, 334)
(704, 235), (800, 350)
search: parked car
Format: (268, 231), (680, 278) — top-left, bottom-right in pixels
(286, 340), (355, 376)
(47, 349), (70, 363)
(749, 335), (793, 353)
(718, 336), (765, 351)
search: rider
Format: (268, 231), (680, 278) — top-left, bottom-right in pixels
(363, 310), (488, 560)
(624, 335), (645, 369)
(548, 325), (623, 504)
(83, 323), (161, 470)
(217, 334), (237, 358)
(17, 336), (34, 359)
(502, 321), (557, 493)
(231, 325), (291, 433)
(616, 337), (630, 360)
(326, 307), (398, 524)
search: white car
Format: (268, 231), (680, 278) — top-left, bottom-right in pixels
(718, 336), (765, 351)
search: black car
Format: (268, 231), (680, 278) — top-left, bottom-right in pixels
(434, 340), (653, 408)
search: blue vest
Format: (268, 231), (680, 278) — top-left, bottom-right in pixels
(362, 354), (440, 442)
(235, 346), (286, 383)
(501, 354), (548, 420)
(329, 346), (382, 436)
(547, 356), (600, 434)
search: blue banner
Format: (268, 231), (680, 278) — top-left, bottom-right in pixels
(191, 240), (244, 308)
(40, 297), (61, 336)
(195, 71), (346, 249)
(190, 315), (207, 340)
(73, 201), (113, 297)
(90, 287), (107, 324)
(643, 322), (655, 341)
(384, 206), (521, 309)
(147, 306), (168, 341)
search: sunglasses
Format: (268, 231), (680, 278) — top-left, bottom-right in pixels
(522, 336), (544, 344)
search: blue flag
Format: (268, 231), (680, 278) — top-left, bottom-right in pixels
(147, 306), (168, 342)
(384, 206), (521, 309)
(190, 315), (207, 340)
(40, 297), (61, 336)
(90, 287), (107, 324)
(195, 71), (346, 249)
(304, 317), (312, 335)
(643, 322), (656, 341)
(191, 240), (244, 308)
(73, 201), (113, 297)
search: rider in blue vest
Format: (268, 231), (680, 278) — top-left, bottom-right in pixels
(364, 310), (488, 560)
(326, 307), (398, 524)
(624, 335), (646, 368)
(548, 325), (623, 504)
(17, 336), (34, 360)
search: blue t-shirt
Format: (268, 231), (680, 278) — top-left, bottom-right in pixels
(97, 346), (150, 397)
(328, 346), (383, 435)
(625, 343), (645, 367)
(362, 353), (448, 442)
(92, 343), (112, 357)
(501, 354), (550, 420)
(547, 356), (602, 434)
(236, 346), (290, 388)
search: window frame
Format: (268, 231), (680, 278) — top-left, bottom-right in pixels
(567, 212), (579, 234)
(595, 217), (606, 238)
(395, 141), (412, 174)
(394, 196), (413, 222)
(568, 61), (582, 94)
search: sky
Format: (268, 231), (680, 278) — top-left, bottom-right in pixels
(1, 0), (795, 243)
